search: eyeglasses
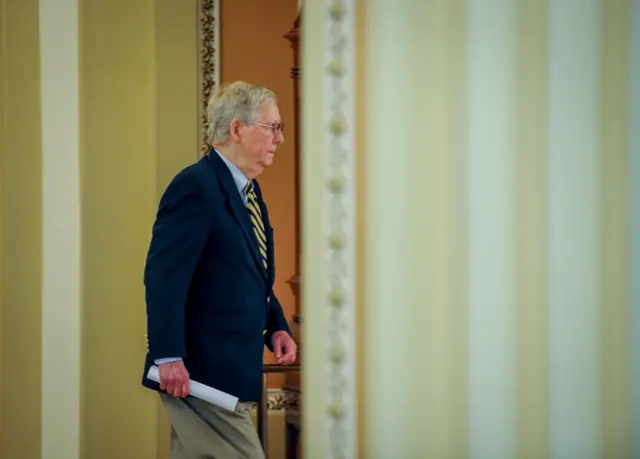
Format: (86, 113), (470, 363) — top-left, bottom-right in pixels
(246, 121), (284, 136)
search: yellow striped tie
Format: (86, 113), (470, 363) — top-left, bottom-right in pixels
(245, 181), (268, 271)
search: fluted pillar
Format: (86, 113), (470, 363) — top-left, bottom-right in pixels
(361, 2), (469, 458)
(301, 0), (638, 458)
(547, 0), (604, 457)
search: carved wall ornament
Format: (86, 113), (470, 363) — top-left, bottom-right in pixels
(324, 1), (357, 457)
(198, 0), (220, 155)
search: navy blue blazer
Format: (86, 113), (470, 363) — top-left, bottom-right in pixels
(141, 150), (291, 402)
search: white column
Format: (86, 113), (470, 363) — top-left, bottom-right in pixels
(361, 3), (438, 456)
(362, 7), (426, 456)
(359, 2), (468, 458)
(301, 1), (357, 458)
(548, 1), (603, 458)
(630, 1), (640, 457)
(467, 1), (518, 458)
(39, 0), (81, 457)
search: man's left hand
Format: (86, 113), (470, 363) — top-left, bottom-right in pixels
(272, 330), (297, 365)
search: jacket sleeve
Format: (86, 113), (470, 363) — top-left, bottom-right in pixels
(144, 169), (213, 360)
(264, 292), (292, 352)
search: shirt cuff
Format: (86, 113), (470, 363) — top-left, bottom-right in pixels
(154, 357), (182, 364)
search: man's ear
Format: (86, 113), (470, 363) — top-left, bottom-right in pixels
(228, 119), (242, 143)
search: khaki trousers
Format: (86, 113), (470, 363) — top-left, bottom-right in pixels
(159, 393), (265, 459)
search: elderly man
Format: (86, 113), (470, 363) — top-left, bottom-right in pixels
(141, 81), (297, 458)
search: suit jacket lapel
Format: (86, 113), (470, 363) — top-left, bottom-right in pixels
(208, 153), (268, 281)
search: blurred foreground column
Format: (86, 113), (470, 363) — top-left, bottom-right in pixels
(301, 0), (637, 458)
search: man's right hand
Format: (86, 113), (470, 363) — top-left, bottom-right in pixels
(158, 360), (191, 398)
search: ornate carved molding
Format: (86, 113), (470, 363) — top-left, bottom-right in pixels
(324, 2), (357, 457)
(264, 388), (300, 411)
(284, 14), (301, 81)
(198, 0), (220, 155)
(287, 274), (300, 297)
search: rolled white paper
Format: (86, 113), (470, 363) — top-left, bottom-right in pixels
(147, 365), (239, 412)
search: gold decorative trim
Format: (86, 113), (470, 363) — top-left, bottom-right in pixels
(198, 0), (220, 155)
(264, 388), (300, 410)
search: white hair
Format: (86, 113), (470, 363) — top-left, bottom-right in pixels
(206, 81), (277, 144)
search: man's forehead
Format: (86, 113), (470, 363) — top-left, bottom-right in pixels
(259, 104), (281, 122)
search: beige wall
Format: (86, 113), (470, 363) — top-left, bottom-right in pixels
(0, 1), (43, 458)
(80, 0), (197, 457)
(0, 0), (197, 457)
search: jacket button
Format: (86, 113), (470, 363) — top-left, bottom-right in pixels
(267, 297), (271, 304)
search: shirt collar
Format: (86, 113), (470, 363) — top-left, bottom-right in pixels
(213, 148), (248, 195)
